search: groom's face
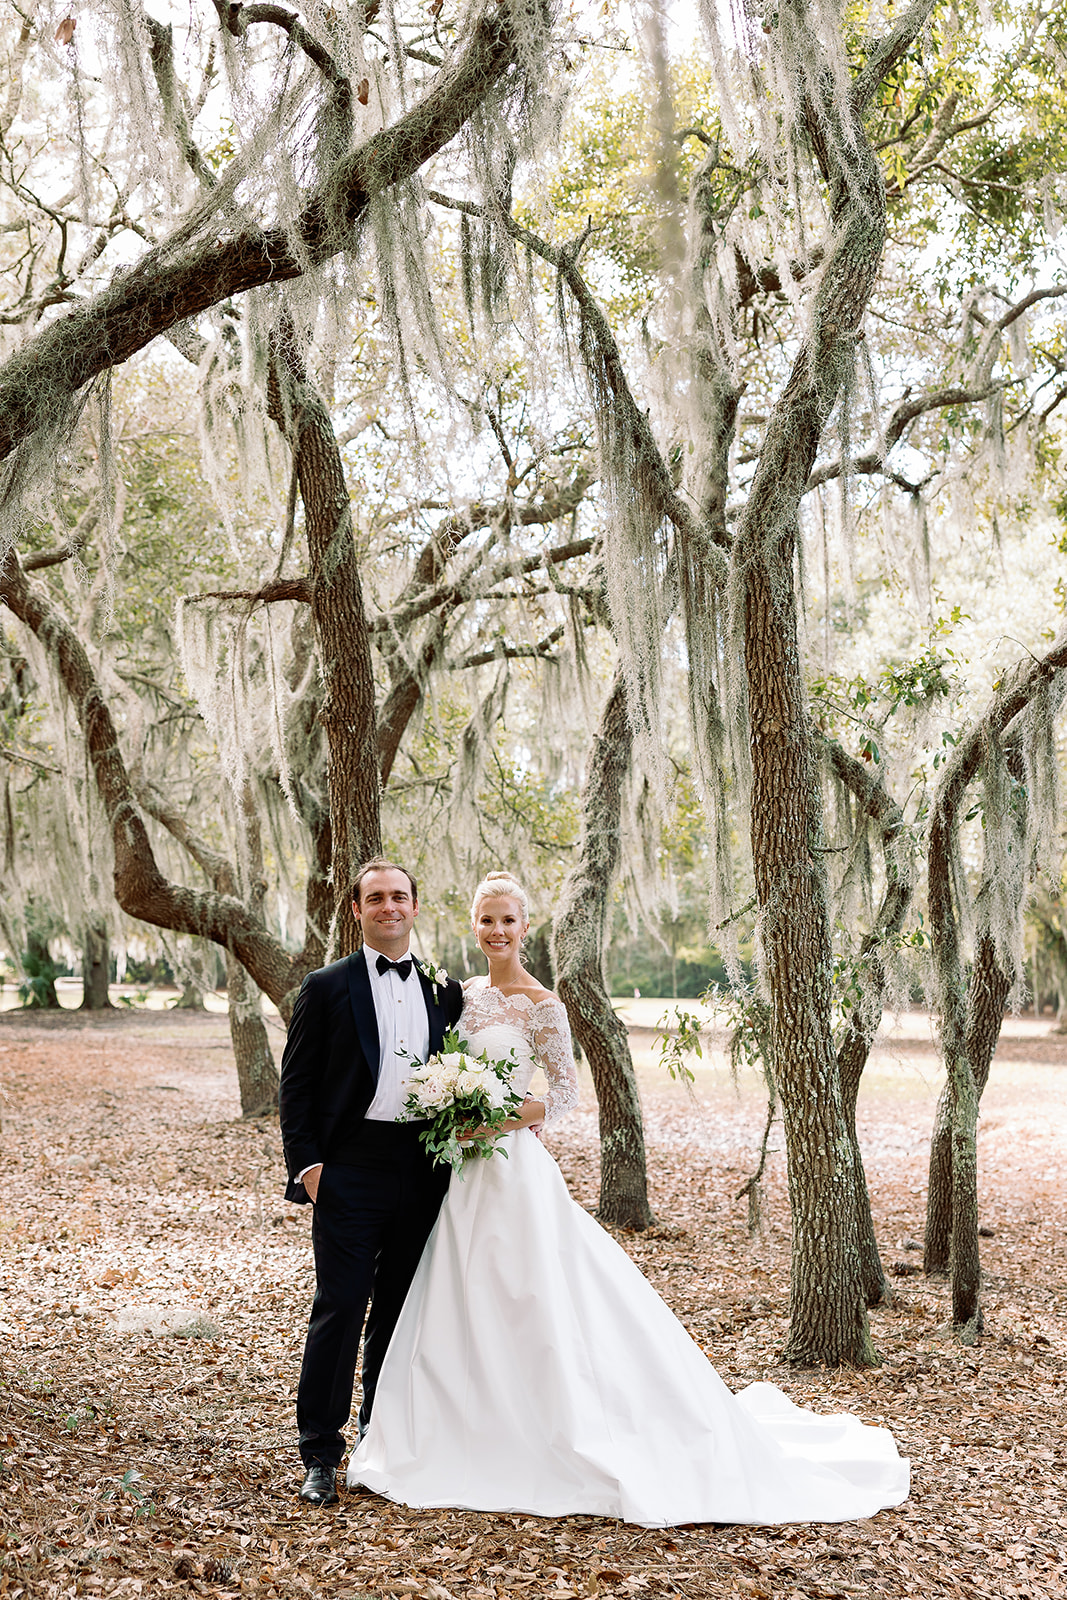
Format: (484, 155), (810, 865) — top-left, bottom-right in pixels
(354, 868), (419, 955)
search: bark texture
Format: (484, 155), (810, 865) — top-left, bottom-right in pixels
(79, 921), (113, 1010)
(553, 667), (654, 1229)
(229, 783), (280, 1117)
(924, 927), (1009, 1273)
(926, 636), (1067, 1335)
(268, 320), (382, 957)
(224, 948), (280, 1116)
(280, 608), (334, 974)
(728, 13), (932, 1365)
(822, 737), (915, 1305)
(745, 547), (872, 1362)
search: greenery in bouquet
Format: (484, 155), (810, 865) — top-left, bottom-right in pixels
(400, 1029), (525, 1172)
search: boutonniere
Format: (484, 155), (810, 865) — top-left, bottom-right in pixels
(417, 955), (450, 1003)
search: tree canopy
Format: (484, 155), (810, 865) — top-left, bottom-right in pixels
(3, 0), (1067, 1362)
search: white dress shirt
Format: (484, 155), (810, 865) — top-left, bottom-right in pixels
(297, 948), (433, 1178)
(364, 946), (431, 1121)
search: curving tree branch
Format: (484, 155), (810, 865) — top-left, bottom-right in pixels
(428, 190), (729, 579)
(0, 9), (520, 464)
(0, 545), (309, 1016)
(805, 382), (1003, 493)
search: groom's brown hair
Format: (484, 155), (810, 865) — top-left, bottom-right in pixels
(351, 858), (419, 906)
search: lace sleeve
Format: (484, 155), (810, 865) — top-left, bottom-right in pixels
(530, 998), (580, 1125)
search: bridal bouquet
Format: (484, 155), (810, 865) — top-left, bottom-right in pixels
(400, 1029), (524, 1172)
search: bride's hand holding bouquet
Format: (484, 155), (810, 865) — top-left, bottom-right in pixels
(400, 1029), (525, 1173)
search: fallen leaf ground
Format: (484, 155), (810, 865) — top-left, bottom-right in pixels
(2, 1005), (1065, 1599)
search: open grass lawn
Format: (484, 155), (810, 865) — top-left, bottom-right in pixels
(2, 1004), (1065, 1598)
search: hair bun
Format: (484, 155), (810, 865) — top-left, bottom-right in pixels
(470, 869), (530, 924)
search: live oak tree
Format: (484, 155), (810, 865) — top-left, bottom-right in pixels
(0, 2), (567, 1126)
(526, 0), (1067, 1357)
(923, 651), (1066, 1338)
(0, 0), (570, 1001)
(0, 345), (599, 1072)
(4, 0), (1067, 1361)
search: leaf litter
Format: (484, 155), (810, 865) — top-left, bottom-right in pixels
(1, 1005), (1065, 1599)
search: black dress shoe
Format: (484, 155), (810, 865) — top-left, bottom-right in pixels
(299, 1464), (339, 1506)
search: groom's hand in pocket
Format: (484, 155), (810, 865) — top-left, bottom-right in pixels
(303, 1164), (323, 1203)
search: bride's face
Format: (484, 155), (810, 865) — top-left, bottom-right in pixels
(474, 895), (529, 962)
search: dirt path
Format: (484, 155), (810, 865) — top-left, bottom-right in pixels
(1, 1008), (1065, 1598)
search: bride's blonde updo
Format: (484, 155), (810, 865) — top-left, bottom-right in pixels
(470, 869), (530, 925)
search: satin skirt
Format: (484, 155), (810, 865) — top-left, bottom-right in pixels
(347, 1128), (909, 1526)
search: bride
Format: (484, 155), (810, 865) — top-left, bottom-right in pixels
(348, 870), (909, 1526)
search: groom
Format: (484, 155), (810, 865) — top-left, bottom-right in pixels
(279, 858), (464, 1506)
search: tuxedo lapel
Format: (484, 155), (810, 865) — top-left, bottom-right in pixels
(346, 950), (381, 1084)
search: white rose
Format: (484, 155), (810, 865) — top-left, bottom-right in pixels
(484, 1076), (508, 1109)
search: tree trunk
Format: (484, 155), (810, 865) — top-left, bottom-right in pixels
(837, 1038), (887, 1307)
(225, 948), (279, 1116)
(553, 667), (654, 1229)
(923, 654), (1067, 1337)
(510, 0), (934, 1361)
(730, 26), (908, 1364)
(947, 1045), (982, 1339)
(281, 614), (334, 973)
(23, 925), (60, 1009)
(927, 754), (978, 1333)
(744, 543), (872, 1364)
(292, 778), (333, 972)
(173, 946), (208, 1008)
(268, 321), (381, 957)
(230, 781), (280, 1115)
(923, 1087), (953, 1276)
(79, 920), (113, 1009)
(822, 736), (915, 1307)
(924, 926), (1010, 1273)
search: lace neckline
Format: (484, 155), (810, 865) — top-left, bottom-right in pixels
(467, 978), (560, 1012)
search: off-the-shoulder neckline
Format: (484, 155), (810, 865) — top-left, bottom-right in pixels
(464, 977), (561, 1010)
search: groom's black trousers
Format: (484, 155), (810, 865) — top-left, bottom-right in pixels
(297, 1121), (450, 1470)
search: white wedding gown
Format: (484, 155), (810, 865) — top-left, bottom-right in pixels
(347, 981), (909, 1526)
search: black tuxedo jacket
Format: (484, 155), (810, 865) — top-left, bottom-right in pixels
(278, 948), (464, 1203)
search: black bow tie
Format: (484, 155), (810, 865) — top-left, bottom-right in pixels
(375, 954), (413, 980)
